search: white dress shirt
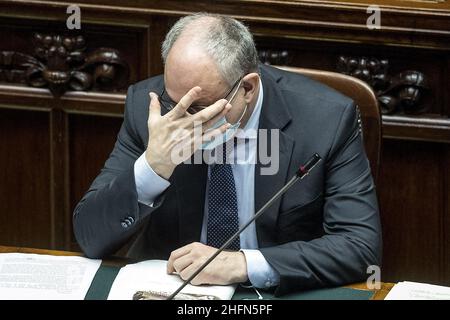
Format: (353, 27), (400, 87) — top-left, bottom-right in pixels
(134, 79), (280, 288)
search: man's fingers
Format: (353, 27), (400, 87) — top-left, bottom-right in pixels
(148, 92), (161, 119)
(167, 244), (192, 274)
(201, 123), (231, 143)
(203, 103), (232, 131)
(193, 99), (228, 124)
(191, 123), (230, 153)
(172, 254), (194, 274)
(179, 264), (204, 285)
(169, 87), (202, 119)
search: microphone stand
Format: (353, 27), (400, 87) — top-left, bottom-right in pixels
(167, 153), (322, 300)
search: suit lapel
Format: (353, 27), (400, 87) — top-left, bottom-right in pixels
(255, 66), (295, 247)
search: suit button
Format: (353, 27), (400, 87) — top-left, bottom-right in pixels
(121, 221), (128, 228)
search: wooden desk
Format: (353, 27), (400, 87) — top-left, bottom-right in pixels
(0, 245), (394, 300)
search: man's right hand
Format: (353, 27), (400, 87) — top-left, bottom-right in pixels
(145, 87), (231, 180)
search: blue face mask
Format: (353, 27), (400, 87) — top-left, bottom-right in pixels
(200, 103), (248, 150)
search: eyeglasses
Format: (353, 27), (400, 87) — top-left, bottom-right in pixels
(159, 77), (243, 115)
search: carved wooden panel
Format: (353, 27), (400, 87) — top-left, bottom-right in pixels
(0, 108), (52, 249)
(256, 38), (447, 117)
(68, 114), (123, 250)
(0, 33), (129, 97)
(445, 148), (450, 283)
(378, 140), (445, 284)
(0, 15), (148, 250)
(337, 56), (430, 115)
(0, 17), (147, 95)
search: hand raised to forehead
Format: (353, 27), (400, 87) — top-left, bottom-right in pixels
(145, 87), (231, 180)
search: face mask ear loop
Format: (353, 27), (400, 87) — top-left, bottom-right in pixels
(228, 103), (247, 127)
(237, 103), (248, 124)
(225, 78), (245, 125)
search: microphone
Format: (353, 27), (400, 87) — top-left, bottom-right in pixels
(167, 153), (322, 300)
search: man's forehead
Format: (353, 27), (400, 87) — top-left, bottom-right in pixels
(164, 37), (231, 104)
(164, 64), (228, 104)
(164, 77), (227, 105)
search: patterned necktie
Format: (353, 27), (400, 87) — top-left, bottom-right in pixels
(206, 143), (240, 250)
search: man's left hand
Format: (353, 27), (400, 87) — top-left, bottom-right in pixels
(167, 242), (248, 285)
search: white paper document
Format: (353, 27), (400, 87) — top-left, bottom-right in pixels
(385, 281), (450, 300)
(108, 260), (236, 300)
(0, 253), (101, 300)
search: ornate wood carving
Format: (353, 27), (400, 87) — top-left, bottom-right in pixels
(0, 33), (130, 97)
(337, 56), (431, 115)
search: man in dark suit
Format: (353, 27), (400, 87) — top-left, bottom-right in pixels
(73, 13), (381, 296)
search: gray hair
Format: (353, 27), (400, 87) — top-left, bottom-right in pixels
(161, 13), (259, 86)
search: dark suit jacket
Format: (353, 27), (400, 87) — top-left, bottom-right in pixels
(73, 64), (382, 296)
